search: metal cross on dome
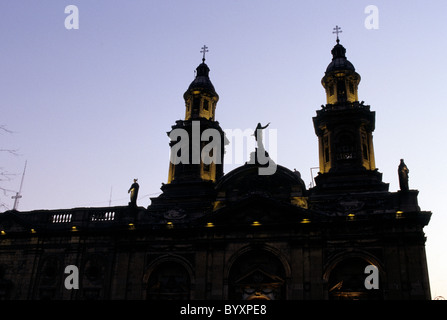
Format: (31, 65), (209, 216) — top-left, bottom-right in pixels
(200, 45), (209, 62)
(333, 25), (342, 43)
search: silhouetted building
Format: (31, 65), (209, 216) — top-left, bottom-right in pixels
(0, 39), (431, 300)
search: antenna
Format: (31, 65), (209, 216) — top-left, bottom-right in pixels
(108, 186), (113, 207)
(11, 160), (27, 211)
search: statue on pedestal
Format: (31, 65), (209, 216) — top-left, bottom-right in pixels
(253, 122), (270, 150)
(247, 122), (277, 175)
(398, 159), (409, 191)
(128, 179), (139, 206)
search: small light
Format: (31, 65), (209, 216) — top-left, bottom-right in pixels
(30, 229), (37, 234)
(300, 218), (311, 224)
(71, 226), (78, 231)
(251, 221), (261, 227)
(1, 230), (6, 235)
(206, 222), (215, 228)
(166, 221), (174, 229)
(396, 211), (404, 219)
(347, 213), (355, 221)
(128, 223), (135, 230)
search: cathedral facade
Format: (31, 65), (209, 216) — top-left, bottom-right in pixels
(0, 39), (431, 300)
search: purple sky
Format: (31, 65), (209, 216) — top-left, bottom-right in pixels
(1, 0), (446, 298)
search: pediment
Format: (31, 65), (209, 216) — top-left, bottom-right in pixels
(234, 267), (284, 286)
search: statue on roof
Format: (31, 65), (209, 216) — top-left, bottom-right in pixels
(398, 159), (409, 191)
(253, 122), (270, 150)
(128, 179), (139, 206)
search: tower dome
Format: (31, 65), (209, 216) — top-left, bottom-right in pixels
(325, 42), (356, 73)
(183, 61), (218, 99)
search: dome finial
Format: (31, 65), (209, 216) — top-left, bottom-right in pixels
(332, 25), (342, 44)
(200, 45), (209, 63)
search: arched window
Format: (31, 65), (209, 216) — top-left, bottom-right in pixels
(327, 257), (382, 300)
(335, 132), (355, 161)
(81, 255), (106, 300)
(36, 255), (62, 299)
(147, 262), (191, 300)
(336, 79), (347, 102)
(0, 265), (12, 300)
(228, 250), (286, 300)
(191, 97), (201, 117)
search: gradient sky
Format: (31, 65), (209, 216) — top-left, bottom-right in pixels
(1, 0), (446, 298)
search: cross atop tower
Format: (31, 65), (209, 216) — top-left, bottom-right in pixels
(333, 25), (342, 43)
(200, 45), (209, 62)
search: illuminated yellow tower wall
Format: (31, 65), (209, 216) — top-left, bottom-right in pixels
(184, 94), (218, 121)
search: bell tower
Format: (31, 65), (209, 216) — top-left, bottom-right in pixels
(167, 46), (226, 184)
(312, 29), (387, 192)
(149, 47), (227, 219)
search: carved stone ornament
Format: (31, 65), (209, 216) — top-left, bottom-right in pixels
(163, 209), (186, 221)
(338, 197), (365, 213)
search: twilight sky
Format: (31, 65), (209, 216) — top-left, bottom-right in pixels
(1, 0), (446, 298)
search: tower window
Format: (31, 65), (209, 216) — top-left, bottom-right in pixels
(324, 136), (329, 162)
(361, 132), (369, 160)
(335, 132), (354, 160)
(363, 144), (368, 160)
(329, 85), (334, 96)
(203, 99), (209, 111)
(349, 82), (354, 94)
(337, 80), (347, 102)
(192, 97), (200, 115)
